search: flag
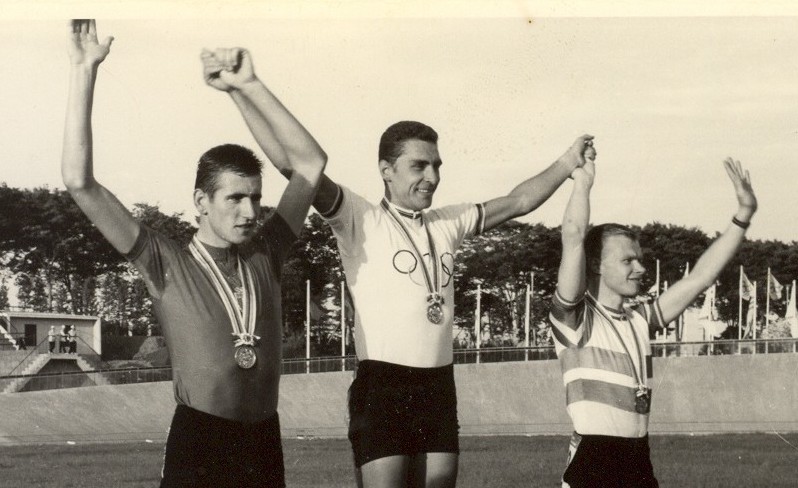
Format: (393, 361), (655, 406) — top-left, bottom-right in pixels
(741, 271), (754, 301)
(698, 285), (716, 321)
(745, 284), (758, 338)
(699, 285), (726, 338)
(647, 259), (660, 297)
(785, 282), (798, 338)
(769, 273), (784, 300)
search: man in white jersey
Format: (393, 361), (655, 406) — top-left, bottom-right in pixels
(550, 151), (757, 487)
(202, 49), (593, 488)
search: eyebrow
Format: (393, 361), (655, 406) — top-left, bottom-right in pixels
(411, 158), (443, 166)
(227, 192), (262, 199)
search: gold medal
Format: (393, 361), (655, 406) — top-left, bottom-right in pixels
(235, 345), (257, 369)
(381, 200), (446, 326)
(427, 302), (444, 324)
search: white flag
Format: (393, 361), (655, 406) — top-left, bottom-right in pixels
(741, 271), (754, 301)
(785, 282), (798, 338)
(769, 272), (784, 300)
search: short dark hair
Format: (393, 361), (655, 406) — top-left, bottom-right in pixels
(585, 223), (638, 273)
(194, 144), (262, 197)
(378, 121), (438, 163)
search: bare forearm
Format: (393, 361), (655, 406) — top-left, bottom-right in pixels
(62, 66), (99, 190)
(562, 179), (591, 245)
(690, 220), (748, 288)
(508, 157), (574, 215)
(232, 79), (327, 177)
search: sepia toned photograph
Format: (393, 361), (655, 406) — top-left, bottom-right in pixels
(1, 2), (796, 487)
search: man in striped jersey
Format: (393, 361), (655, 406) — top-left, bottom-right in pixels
(550, 151), (757, 487)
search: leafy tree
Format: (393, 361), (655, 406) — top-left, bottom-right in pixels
(0, 276), (10, 310)
(0, 186), (122, 313)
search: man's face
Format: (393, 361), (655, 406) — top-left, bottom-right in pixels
(381, 139), (441, 211)
(198, 171), (262, 247)
(598, 235), (646, 298)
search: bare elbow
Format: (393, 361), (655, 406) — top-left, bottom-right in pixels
(62, 173), (96, 194)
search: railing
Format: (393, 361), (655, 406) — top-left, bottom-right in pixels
(651, 338), (798, 357)
(2, 338), (797, 394)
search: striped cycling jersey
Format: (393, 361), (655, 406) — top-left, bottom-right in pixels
(549, 292), (665, 438)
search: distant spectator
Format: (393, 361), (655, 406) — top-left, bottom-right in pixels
(59, 325), (68, 353)
(48, 326), (57, 353)
(68, 326), (77, 354)
(17, 336), (26, 350)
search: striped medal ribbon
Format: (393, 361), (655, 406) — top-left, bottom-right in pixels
(587, 294), (651, 414)
(189, 235), (259, 369)
(380, 199), (444, 325)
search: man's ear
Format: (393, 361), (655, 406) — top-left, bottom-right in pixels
(379, 159), (394, 183)
(193, 188), (209, 215)
(588, 256), (601, 276)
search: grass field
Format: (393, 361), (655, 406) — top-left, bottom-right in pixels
(1, 434), (797, 487)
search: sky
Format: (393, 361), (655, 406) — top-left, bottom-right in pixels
(1, 2), (797, 243)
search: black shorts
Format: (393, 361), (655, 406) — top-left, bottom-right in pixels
(160, 405), (285, 488)
(348, 359), (460, 468)
(563, 432), (658, 488)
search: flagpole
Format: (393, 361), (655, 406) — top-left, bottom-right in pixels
(766, 267), (771, 333)
(678, 262), (690, 342)
(753, 281), (758, 341)
(655, 259), (660, 297)
(524, 276), (531, 362)
(341, 280), (346, 372)
(475, 284), (481, 364)
(738, 265), (743, 340)
(306, 279), (311, 374)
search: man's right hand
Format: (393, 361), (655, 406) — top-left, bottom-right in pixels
(569, 143), (596, 187)
(68, 19), (113, 67)
(201, 48), (258, 92)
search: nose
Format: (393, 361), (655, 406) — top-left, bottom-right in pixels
(240, 198), (259, 220)
(424, 165), (440, 185)
(634, 261), (646, 274)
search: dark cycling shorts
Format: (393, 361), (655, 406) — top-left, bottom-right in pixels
(160, 404), (285, 488)
(563, 432), (658, 488)
(348, 359), (460, 468)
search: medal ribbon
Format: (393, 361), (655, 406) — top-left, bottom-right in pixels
(586, 294), (647, 390)
(189, 235), (259, 347)
(380, 199), (442, 304)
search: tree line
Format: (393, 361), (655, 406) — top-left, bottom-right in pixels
(2, 183), (797, 356)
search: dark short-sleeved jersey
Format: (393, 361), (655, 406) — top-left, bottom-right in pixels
(126, 214), (296, 423)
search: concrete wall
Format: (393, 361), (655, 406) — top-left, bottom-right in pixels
(0, 354), (796, 444)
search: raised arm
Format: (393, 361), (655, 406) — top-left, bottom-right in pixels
(480, 135), (593, 232)
(657, 158), (758, 323)
(201, 48), (333, 233)
(62, 19), (140, 254)
(555, 145), (596, 304)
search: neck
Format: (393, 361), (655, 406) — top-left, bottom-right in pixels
(588, 279), (625, 311)
(383, 195), (422, 219)
(196, 223), (232, 249)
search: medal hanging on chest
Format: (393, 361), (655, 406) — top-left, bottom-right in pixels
(381, 200), (444, 325)
(591, 296), (651, 415)
(635, 386), (652, 414)
(189, 236), (260, 369)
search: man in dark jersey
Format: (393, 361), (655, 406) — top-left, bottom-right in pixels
(62, 20), (327, 487)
